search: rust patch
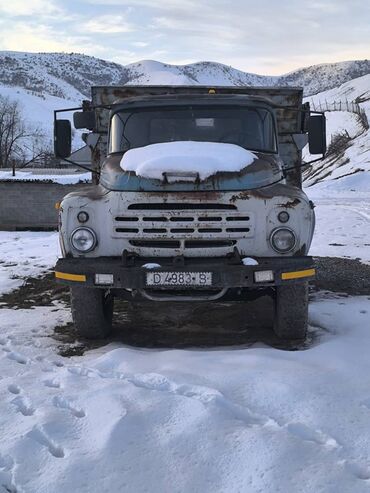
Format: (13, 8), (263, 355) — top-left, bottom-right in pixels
(230, 183), (306, 203)
(277, 198), (301, 209)
(230, 191), (251, 202)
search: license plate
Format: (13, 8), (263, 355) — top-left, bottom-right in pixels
(146, 271), (212, 287)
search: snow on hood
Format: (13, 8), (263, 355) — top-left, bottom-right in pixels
(120, 141), (257, 181)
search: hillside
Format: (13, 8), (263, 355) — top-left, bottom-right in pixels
(303, 74), (370, 190)
(1, 52), (369, 100)
(0, 51), (369, 186)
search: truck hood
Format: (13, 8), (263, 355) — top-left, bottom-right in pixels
(99, 151), (284, 192)
(119, 142), (258, 182)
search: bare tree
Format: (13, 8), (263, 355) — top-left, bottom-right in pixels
(0, 96), (46, 173)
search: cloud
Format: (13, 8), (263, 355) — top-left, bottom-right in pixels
(84, 14), (134, 34)
(0, 0), (368, 74)
(0, 22), (102, 54)
(131, 42), (149, 48)
(0, 0), (61, 16)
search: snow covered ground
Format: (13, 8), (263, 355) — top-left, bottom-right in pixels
(307, 187), (370, 263)
(0, 231), (59, 295)
(0, 185), (370, 492)
(0, 171), (91, 185)
(1, 294), (370, 493)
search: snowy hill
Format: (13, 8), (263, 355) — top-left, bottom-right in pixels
(1, 52), (369, 100)
(0, 51), (369, 185)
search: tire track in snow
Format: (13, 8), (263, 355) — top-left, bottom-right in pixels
(336, 205), (370, 222)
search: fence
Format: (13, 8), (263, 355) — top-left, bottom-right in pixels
(310, 99), (365, 115)
(309, 99), (369, 131)
(0, 181), (90, 230)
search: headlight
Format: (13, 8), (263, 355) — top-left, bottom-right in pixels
(270, 228), (296, 253)
(70, 227), (97, 252)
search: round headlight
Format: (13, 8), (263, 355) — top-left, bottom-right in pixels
(77, 211), (89, 223)
(70, 227), (97, 252)
(270, 228), (296, 253)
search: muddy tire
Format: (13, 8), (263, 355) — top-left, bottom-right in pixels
(70, 287), (114, 339)
(273, 282), (308, 340)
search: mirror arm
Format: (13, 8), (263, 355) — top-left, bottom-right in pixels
(54, 107), (83, 119)
(62, 157), (100, 176)
(301, 156), (326, 165)
(282, 155), (325, 176)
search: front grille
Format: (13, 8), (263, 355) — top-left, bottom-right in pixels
(185, 240), (237, 249)
(129, 240), (180, 248)
(127, 203), (237, 210)
(114, 203), (253, 250)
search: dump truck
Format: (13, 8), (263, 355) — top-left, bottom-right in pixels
(53, 85), (326, 340)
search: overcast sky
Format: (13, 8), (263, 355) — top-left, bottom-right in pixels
(0, 0), (369, 74)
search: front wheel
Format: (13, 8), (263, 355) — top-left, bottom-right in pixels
(273, 282), (308, 340)
(70, 287), (114, 339)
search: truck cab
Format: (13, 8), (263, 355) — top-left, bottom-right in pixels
(54, 86), (325, 340)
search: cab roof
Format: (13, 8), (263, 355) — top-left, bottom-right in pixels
(109, 94), (277, 112)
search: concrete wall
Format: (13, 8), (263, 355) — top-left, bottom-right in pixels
(0, 182), (90, 230)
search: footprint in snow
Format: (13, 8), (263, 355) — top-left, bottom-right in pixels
(285, 422), (338, 449)
(0, 453), (17, 493)
(343, 460), (370, 481)
(43, 379), (61, 389)
(128, 373), (176, 392)
(6, 352), (29, 365)
(68, 366), (92, 377)
(128, 373), (270, 427)
(7, 384), (21, 395)
(52, 360), (64, 368)
(52, 395), (85, 418)
(27, 425), (65, 459)
(11, 395), (35, 416)
(75, 367), (275, 428)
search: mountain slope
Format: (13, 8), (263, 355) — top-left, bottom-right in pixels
(1, 52), (369, 100)
(0, 51), (369, 185)
(303, 74), (370, 189)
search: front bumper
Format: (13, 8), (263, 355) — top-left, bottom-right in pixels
(55, 256), (315, 290)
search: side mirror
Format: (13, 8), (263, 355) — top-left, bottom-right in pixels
(54, 119), (71, 158)
(74, 111), (95, 130)
(308, 114), (326, 155)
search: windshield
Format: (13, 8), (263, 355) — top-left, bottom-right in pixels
(109, 105), (277, 154)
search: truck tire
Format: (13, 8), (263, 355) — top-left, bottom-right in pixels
(273, 282), (308, 340)
(70, 287), (114, 339)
